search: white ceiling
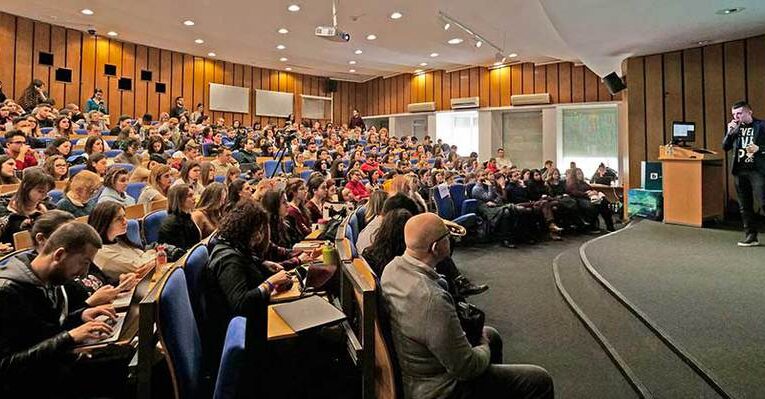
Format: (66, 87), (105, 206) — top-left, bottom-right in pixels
(3, 0), (765, 82)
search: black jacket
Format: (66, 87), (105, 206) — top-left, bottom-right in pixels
(202, 240), (270, 373)
(0, 254), (85, 397)
(722, 118), (765, 175)
(158, 211), (201, 251)
(504, 181), (530, 204)
(526, 179), (547, 201)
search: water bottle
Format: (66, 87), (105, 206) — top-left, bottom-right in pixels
(155, 244), (168, 277)
(322, 240), (339, 267)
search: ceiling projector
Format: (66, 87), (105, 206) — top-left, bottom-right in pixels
(315, 26), (350, 42)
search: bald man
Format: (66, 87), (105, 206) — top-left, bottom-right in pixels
(381, 213), (553, 399)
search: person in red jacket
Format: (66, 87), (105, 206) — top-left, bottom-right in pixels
(343, 168), (370, 202)
(360, 153), (381, 174)
(5, 130), (38, 170)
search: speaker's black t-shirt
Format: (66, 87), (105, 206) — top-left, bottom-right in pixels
(733, 123), (757, 173)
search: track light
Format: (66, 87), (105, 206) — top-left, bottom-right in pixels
(475, 40), (482, 48)
(494, 52), (507, 64)
(444, 23), (451, 30)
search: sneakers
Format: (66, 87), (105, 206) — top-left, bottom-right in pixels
(501, 239), (517, 249)
(737, 233), (760, 247)
(454, 276), (489, 297)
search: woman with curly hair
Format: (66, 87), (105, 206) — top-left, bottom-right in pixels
(42, 155), (69, 181)
(361, 208), (412, 276)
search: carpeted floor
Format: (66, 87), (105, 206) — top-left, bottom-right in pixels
(583, 220), (765, 398)
(453, 237), (637, 399)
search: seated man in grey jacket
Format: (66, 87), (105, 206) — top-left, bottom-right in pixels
(381, 212), (553, 399)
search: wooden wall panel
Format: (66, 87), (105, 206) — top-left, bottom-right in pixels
(488, 68), (500, 107)
(0, 14), (17, 97)
(626, 57), (646, 188)
(682, 48), (705, 148)
(242, 65), (252, 126)
(507, 65), (518, 104)
(192, 57), (204, 120)
(571, 65), (584, 103)
(546, 64), (559, 103)
(49, 26), (66, 106)
(747, 36), (765, 116)
(644, 54), (664, 160)
(14, 18), (33, 100)
(534, 65), (546, 94)
(147, 48), (160, 117)
(80, 36), (96, 108)
(479, 67), (490, 108)
(434, 72), (443, 111)
(558, 62), (572, 103)
(170, 52), (183, 116)
(64, 30), (82, 107)
(469, 67), (480, 98)
(120, 43), (135, 119)
(703, 44), (725, 154)
(522, 63), (534, 94)
(94, 37), (109, 110)
(33, 21), (51, 93)
(107, 40), (122, 118)
(134, 45), (148, 118)
(584, 67), (599, 103)
(158, 50), (172, 116)
(663, 52), (683, 144)
(724, 41), (746, 201)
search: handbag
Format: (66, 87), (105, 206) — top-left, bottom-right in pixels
(456, 301), (485, 346)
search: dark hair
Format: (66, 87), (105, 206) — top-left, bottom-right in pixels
(44, 137), (71, 157)
(86, 153), (107, 174)
(147, 136), (166, 155)
(41, 221), (102, 256)
(31, 210), (75, 249)
(180, 160), (201, 183)
(362, 209), (413, 276)
(262, 189), (289, 244)
(84, 136), (104, 155)
(382, 193), (421, 215)
(93, 88), (103, 96)
(0, 155), (20, 184)
(226, 178), (247, 210)
(218, 199), (269, 254)
(12, 167), (55, 210)
(167, 183), (192, 214)
(142, 114), (153, 122)
(306, 175), (325, 199)
(88, 201), (139, 247)
(732, 101), (751, 110)
(4, 129), (26, 141)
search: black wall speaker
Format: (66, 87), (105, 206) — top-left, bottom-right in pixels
(602, 72), (626, 95)
(324, 79), (338, 93)
(104, 64), (117, 76)
(118, 77), (132, 91)
(38, 52), (54, 66)
(155, 82), (167, 93)
(54, 68), (73, 83)
(140, 70), (153, 81)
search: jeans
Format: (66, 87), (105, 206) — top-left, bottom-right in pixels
(451, 327), (554, 399)
(734, 169), (765, 235)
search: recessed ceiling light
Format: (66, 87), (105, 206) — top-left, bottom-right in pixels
(414, 69), (423, 74)
(716, 7), (744, 15)
(183, 20), (195, 26)
(419, 62), (428, 67)
(443, 23), (450, 30)
(276, 44), (286, 50)
(288, 4), (301, 12)
(107, 31), (118, 37)
(194, 38), (204, 44)
(390, 12), (403, 20)
(508, 53), (518, 58)
(349, 69), (356, 73)
(448, 38), (463, 45)
(81, 9), (94, 15)
(279, 57), (288, 62)
(278, 28), (289, 34)
(475, 40), (482, 48)
(285, 67), (292, 71)
(430, 53), (439, 57)
(349, 60), (357, 65)
(354, 49), (363, 55)
(208, 52), (216, 57)
(366, 34), (377, 40)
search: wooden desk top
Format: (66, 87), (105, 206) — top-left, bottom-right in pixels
(267, 306), (298, 341)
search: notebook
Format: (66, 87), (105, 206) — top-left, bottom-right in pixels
(271, 296), (346, 333)
(79, 312), (127, 346)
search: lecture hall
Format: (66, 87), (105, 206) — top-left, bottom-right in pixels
(0, 0), (763, 398)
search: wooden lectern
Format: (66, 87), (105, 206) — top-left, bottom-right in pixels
(659, 146), (724, 227)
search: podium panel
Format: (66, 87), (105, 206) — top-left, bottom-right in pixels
(659, 146), (724, 227)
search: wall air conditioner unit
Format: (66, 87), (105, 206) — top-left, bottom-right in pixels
(407, 102), (436, 113)
(450, 96), (480, 109)
(511, 93), (551, 106)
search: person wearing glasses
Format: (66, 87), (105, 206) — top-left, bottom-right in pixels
(4, 130), (39, 170)
(42, 155), (69, 181)
(380, 212), (553, 399)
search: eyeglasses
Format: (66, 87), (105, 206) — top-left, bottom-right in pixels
(430, 230), (450, 251)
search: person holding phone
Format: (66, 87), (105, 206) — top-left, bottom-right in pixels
(723, 101), (765, 247)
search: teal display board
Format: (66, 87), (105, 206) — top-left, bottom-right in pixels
(562, 108), (618, 158)
(628, 188), (663, 220)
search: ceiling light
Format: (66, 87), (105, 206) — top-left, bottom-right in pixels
(107, 31), (118, 37)
(288, 4), (301, 12)
(194, 38), (204, 44)
(183, 20), (195, 26)
(414, 69), (423, 74)
(493, 61), (503, 67)
(349, 60), (357, 65)
(280, 57), (288, 62)
(508, 53), (518, 58)
(276, 44), (286, 50)
(475, 40), (482, 48)
(366, 34), (377, 40)
(716, 7), (744, 15)
(278, 28), (289, 34)
(354, 49), (363, 55)
(448, 38), (463, 45)
(390, 12), (403, 20)
(81, 9), (94, 15)
(697, 40), (711, 46)
(443, 23), (450, 30)
(285, 67), (292, 71)
(430, 53), (439, 58)
(208, 52), (216, 57)
(419, 62), (428, 66)
(349, 69), (356, 73)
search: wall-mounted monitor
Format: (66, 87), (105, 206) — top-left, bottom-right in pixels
(140, 70), (153, 81)
(104, 64), (117, 76)
(118, 77), (132, 91)
(39, 52), (54, 66)
(155, 82), (167, 93)
(54, 68), (73, 83)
